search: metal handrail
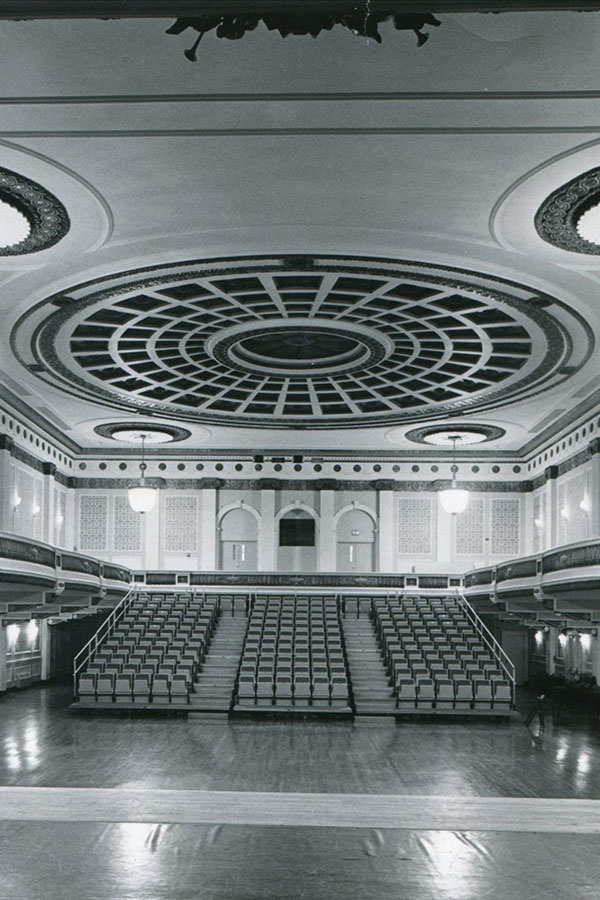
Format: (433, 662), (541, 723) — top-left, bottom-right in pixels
(453, 589), (515, 686)
(72, 586), (138, 692)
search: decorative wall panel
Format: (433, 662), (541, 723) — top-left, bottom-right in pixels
(79, 495), (108, 552)
(533, 491), (546, 554)
(490, 498), (520, 557)
(455, 498), (485, 556)
(557, 481), (568, 546)
(398, 498), (432, 555)
(165, 495), (198, 553)
(54, 487), (66, 548)
(33, 477), (43, 540)
(113, 495), (142, 553)
(565, 471), (589, 544)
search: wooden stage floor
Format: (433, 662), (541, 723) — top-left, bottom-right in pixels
(0, 684), (599, 899)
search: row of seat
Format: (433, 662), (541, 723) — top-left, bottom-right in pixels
(237, 673), (350, 707)
(396, 676), (512, 710)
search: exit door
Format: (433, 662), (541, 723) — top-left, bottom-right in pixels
(336, 542), (374, 572)
(220, 540), (258, 571)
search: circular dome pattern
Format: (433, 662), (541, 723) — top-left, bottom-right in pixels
(535, 166), (600, 254)
(13, 255), (589, 430)
(0, 167), (70, 255)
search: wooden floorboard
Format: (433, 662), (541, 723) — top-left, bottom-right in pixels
(1, 786), (600, 832)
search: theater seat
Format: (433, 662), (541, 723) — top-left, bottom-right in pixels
(397, 678), (416, 710)
(255, 675), (274, 706)
(435, 678), (454, 710)
(170, 674), (190, 705)
(133, 673), (152, 703)
(78, 673), (96, 701)
(152, 674), (171, 704)
(416, 678), (435, 709)
(312, 676), (330, 707)
(294, 676), (311, 706)
(115, 672), (134, 703)
(454, 679), (473, 709)
(96, 673), (115, 704)
(474, 680), (493, 709)
(238, 675), (256, 707)
(493, 681), (512, 709)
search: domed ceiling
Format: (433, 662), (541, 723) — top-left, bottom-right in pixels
(13, 255), (589, 431)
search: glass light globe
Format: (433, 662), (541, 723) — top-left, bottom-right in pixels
(128, 485), (157, 513)
(439, 487), (470, 514)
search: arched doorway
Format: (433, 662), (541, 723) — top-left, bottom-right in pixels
(219, 506), (259, 571)
(336, 507), (376, 572)
(277, 508), (318, 572)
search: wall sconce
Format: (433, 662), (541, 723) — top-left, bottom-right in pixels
(27, 619), (38, 643)
(534, 517), (544, 529)
(560, 506), (570, 520)
(55, 513), (64, 527)
(535, 629), (544, 646)
(32, 503), (41, 516)
(13, 494), (21, 510)
(558, 633), (567, 647)
(579, 496), (591, 513)
(6, 623), (19, 647)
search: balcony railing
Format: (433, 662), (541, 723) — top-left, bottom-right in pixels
(0, 532), (132, 587)
(464, 539), (600, 592)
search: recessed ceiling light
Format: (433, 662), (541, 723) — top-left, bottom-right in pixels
(422, 430), (487, 446)
(576, 202), (600, 245)
(402, 423), (506, 445)
(0, 200), (30, 249)
(111, 428), (175, 444)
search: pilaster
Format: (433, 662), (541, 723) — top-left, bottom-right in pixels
(318, 490), (335, 571)
(200, 488), (218, 570)
(259, 489), (276, 570)
(378, 490), (395, 572)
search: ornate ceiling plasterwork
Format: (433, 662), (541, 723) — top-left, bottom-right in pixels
(0, 167), (70, 256)
(94, 422), (191, 443)
(535, 166), (600, 254)
(404, 424), (506, 446)
(12, 255), (590, 431)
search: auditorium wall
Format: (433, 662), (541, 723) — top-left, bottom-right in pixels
(0, 409), (599, 576)
(69, 484), (528, 573)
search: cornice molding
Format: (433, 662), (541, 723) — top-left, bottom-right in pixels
(72, 476), (532, 492)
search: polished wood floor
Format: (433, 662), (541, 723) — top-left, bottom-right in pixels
(0, 684), (599, 899)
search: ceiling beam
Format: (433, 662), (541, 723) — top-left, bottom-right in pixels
(0, 2), (599, 18)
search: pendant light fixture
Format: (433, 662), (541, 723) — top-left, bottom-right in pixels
(127, 434), (157, 513)
(439, 435), (470, 515)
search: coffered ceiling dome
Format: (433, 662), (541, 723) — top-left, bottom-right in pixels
(13, 255), (590, 430)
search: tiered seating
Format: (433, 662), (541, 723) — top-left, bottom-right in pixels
(235, 595), (351, 712)
(77, 592), (220, 706)
(372, 594), (513, 713)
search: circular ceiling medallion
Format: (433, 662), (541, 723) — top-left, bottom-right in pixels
(13, 255), (590, 430)
(535, 167), (600, 254)
(0, 167), (70, 255)
(94, 422), (191, 443)
(404, 424), (506, 446)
